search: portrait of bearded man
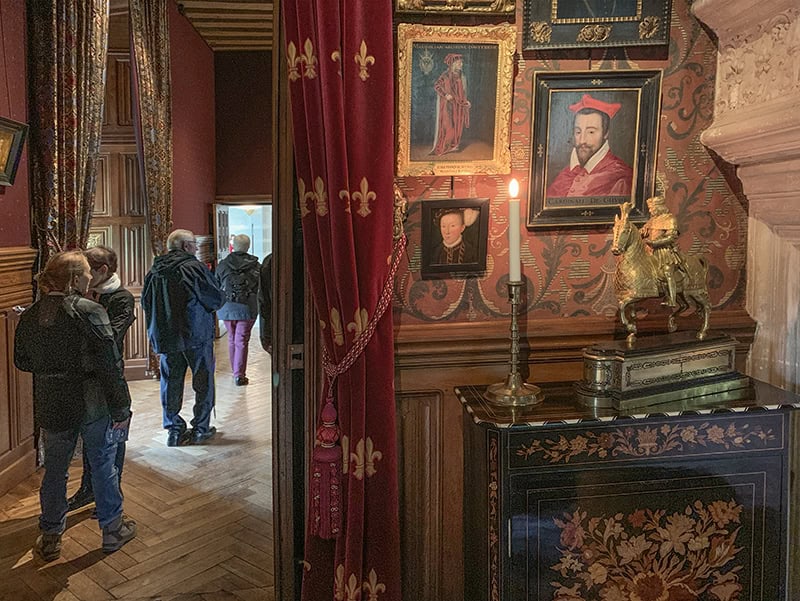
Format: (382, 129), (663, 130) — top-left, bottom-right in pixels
(546, 94), (633, 198)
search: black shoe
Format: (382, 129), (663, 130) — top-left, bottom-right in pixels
(190, 426), (217, 444)
(235, 376), (249, 386)
(67, 486), (95, 512)
(36, 532), (62, 562)
(166, 429), (189, 447)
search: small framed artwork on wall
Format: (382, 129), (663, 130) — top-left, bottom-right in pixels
(395, 0), (514, 16)
(396, 23), (516, 177)
(421, 197), (489, 279)
(523, 0), (673, 50)
(527, 70), (662, 229)
(0, 116), (28, 186)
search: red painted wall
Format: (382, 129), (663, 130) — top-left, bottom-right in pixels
(215, 51), (272, 197)
(395, 0), (747, 325)
(0, 0), (31, 248)
(169, 1), (215, 236)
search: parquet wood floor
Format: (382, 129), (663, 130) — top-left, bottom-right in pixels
(0, 330), (275, 601)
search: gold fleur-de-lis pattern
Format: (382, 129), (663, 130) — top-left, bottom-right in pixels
(296, 178), (310, 218)
(344, 572), (360, 601)
(362, 568), (386, 600)
(352, 177), (375, 218)
(331, 49), (342, 76)
(339, 177), (377, 217)
(347, 308), (369, 338)
(335, 564), (345, 600)
(338, 188), (352, 214)
(354, 40), (375, 82)
(287, 41), (301, 82)
(297, 176), (329, 217)
(286, 39), (318, 80)
(300, 39), (317, 78)
(330, 308), (344, 346)
(334, 566), (387, 601)
(350, 437), (382, 480)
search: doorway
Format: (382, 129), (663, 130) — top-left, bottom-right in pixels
(214, 202), (273, 264)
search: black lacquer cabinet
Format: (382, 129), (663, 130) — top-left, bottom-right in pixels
(458, 380), (800, 601)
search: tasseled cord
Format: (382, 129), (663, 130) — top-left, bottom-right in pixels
(309, 231), (406, 540)
(310, 389), (343, 539)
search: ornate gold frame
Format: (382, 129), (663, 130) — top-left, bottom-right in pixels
(0, 116), (28, 186)
(395, 0), (514, 15)
(523, 0), (672, 50)
(396, 24), (516, 177)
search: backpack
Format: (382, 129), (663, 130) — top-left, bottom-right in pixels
(225, 268), (257, 304)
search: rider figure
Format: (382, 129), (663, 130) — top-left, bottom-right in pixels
(640, 193), (685, 308)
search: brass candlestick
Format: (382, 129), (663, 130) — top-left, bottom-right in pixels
(484, 281), (544, 407)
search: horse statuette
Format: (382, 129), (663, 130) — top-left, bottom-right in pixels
(611, 198), (711, 346)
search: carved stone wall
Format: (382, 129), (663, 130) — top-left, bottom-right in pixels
(693, 0), (800, 392)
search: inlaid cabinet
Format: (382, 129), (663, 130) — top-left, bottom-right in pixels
(459, 380), (800, 601)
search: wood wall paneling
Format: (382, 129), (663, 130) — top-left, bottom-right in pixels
(0, 248), (37, 497)
(93, 153), (111, 217)
(397, 391), (442, 601)
(92, 46), (151, 380)
(394, 310), (756, 601)
(122, 152), (144, 217)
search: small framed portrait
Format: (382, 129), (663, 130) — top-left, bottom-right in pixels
(527, 70), (662, 229)
(396, 23), (516, 177)
(523, 0), (673, 50)
(395, 0), (514, 16)
(421, 197), (489, 279)
(0, 116), (28, 186)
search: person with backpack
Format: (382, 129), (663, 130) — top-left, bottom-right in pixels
(216, 234), (261, 386)
(142, 229), (225, 447)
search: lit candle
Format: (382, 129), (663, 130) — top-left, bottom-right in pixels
(508, 178), (521, 282)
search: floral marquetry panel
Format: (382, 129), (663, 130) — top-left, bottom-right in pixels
(518, 469), (778, 601)
(460, 380), (800, 601)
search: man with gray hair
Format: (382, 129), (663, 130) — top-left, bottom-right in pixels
(142, 229), (224, 447)
(215, 234), (261, 385)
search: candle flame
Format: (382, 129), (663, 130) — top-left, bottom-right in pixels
(508, 178), (519, 199)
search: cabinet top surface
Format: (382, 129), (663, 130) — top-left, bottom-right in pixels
(456, 379), (800, 428)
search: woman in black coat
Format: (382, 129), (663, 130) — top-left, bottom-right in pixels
(14, 251), (136, 561)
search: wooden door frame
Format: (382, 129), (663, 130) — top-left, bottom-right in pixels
(271, 4), (316, 598)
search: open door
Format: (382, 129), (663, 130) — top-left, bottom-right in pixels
(272, 3), (311, 598)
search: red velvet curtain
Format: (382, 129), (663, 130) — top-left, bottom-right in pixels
(282, 2), (401, 600)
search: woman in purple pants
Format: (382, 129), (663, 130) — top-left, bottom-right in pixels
(215, 234), (261, 386)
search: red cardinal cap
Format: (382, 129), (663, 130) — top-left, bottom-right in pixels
(444, 53), (463, 66)
(569, 94), (622, 119)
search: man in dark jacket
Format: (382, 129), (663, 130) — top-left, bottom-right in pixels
(141, 229), (225, 447)
(258, 253), (273, 354)
(67, 245), (136, 512)
(216, 234), (260, 385)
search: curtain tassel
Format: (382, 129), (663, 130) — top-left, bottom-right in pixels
(310, 398), (342, 539)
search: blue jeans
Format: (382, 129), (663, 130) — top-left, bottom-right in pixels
(79, 440), (125, 493)
(159, 341), (215, 434)
(40, 416), (123, 533)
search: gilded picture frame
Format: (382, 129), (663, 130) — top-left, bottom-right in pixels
(0, 116), (28, 186)
(527, 70), (662, 229)
(523, 0), (673, 50)
(396, 24), (516, 177)
(395, 0), (514, 16)
(421, 197), (489, 279)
